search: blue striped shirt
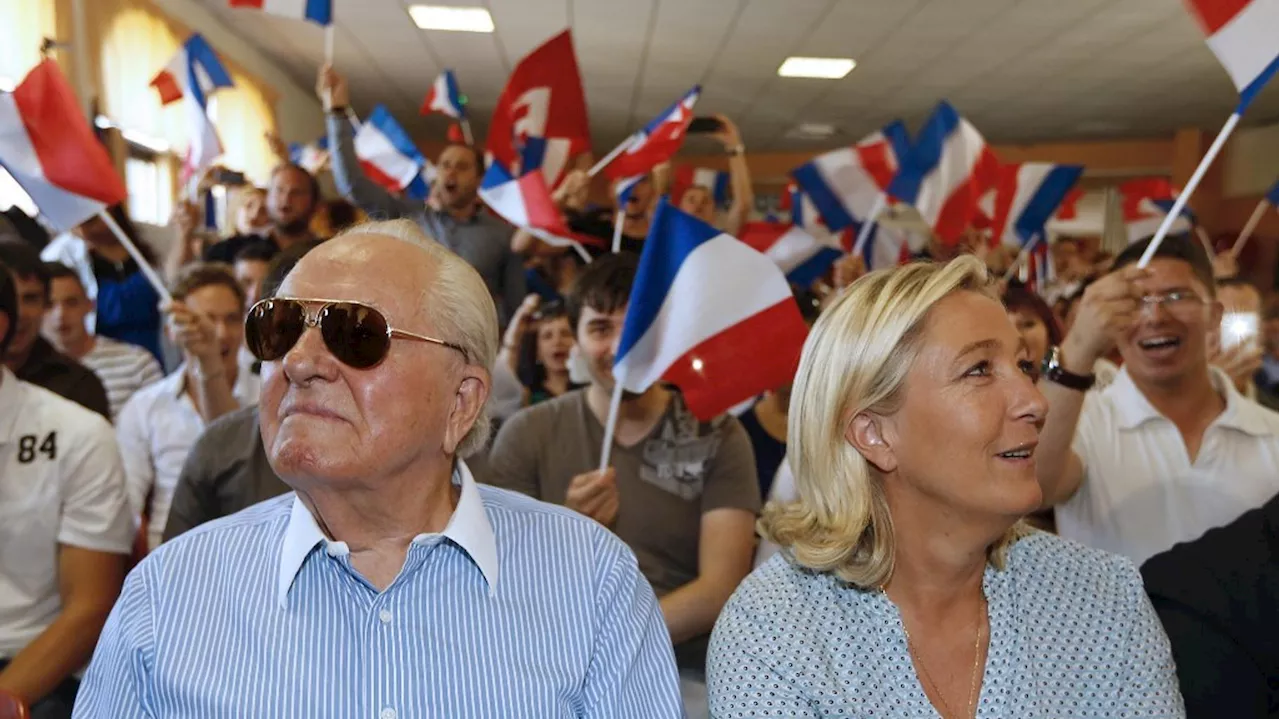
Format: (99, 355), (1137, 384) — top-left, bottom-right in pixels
(73, 462), (683, 718)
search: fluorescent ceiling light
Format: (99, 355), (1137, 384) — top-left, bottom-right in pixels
(408, 5), (495, 32)
(777, 57), (856, 79)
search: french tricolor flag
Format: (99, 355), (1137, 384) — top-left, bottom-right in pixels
(228, 0), (332, 25)
(982, 162), (1083, 248)
(608, 86), (700, 202)
(887, 101), (1000, 245)
(150, 34), (234, 179)
(1183, 0), (1278, 111)
(858, 223), (918, 271)
(739, 222), (844, 288)
(420, 70), (465, 119)
(1120, 178), (1195, 243)
(614, 201), (810, 420)
(353, 105), (428, 196)
(289, 135), (329, 174)
(0, 60), (127, 232)
(790, 121), (910, 233)
(479, 162), (602, 254)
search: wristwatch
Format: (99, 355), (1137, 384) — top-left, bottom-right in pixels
(1042, 346), (1095, 391)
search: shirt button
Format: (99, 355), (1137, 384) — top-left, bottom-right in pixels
(380, 709), (396, 719)
(378, 609), (393, 625)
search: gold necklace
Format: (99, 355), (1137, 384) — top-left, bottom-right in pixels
(886, 588), (986, 719)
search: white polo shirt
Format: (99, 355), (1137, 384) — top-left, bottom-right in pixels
(1057, 367), (1279, 565)
(0, 368), (133, 659)
(116, 365), (257, 550)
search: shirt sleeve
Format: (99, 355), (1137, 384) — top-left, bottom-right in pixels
(72, 566), (157, 719)
(58, 414), (133, 554)
(706, 578), (817, 718)
(115, 393), (156, 524)
(484, 407), (545, 499)
(327, 113), (417, 221)
(701, 417), (762, 515)
(580, 534), (683, 718)
(1116, 560), (1187, 717)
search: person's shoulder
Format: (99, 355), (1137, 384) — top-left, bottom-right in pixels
(504, 389), (585, 433)
(141, 493), (294, 572)
(119, 372), (178, 414)
(200, 404), (261, 441)
(478, 483), (638, 567)
(13, 377), (113, 439)
(1005, 530), (1143, 607)
(720, 553), (859, 635)
(1141, 494), (1278, 600)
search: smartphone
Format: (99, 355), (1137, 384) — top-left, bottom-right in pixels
(1221, 311), (1260, 350)
(686, 116), (724, 134)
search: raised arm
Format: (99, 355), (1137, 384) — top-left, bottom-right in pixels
(714, 114), (753, 238)
(1036, 266), (1146, 507)
(317, 64), (417, 221)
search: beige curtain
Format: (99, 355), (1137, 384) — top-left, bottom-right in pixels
(97, 2), (278, 184)
(0, 0), (56, 88)
(209, 69), (278, 186)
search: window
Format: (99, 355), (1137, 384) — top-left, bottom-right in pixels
(0, 0), (56, 90)
(123, 147), (172, 226)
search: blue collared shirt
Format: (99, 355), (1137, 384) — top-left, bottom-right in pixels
(74, 462), (683, 718)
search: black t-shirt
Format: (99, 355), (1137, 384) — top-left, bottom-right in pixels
(1141, 495), (1278, 719)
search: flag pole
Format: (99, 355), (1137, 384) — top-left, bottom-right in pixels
(598, 381), (625, 472)
(324, 25), (335, 65)
(1194, 226), (1216, 259)
(98, 210), (172, 304)
(1137, 111), (1241, 268)
(611, 210), (625, 253)
(850, 193), (886, 257)
(1002, 233), (1041, 283)
(589, 137), (632, 177)
(460, 118), (474, 146)
(1229, 196), (1269, 258)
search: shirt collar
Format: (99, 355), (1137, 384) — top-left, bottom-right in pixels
(0, 367), (23, 443)
(276, 460), (499, 609)
(1109, 365), (1273, 436)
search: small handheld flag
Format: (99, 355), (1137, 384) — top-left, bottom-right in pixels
(228, 0), (332, 25)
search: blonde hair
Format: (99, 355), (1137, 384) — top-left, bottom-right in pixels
(332, 219), (499, 458)
(762, 255), (1028, 588)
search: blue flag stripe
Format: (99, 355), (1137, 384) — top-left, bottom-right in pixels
(614, 200), (720, 365)
(886, 100), (961, 205)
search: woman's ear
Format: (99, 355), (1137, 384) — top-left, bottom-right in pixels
(846, 412), (897, 473)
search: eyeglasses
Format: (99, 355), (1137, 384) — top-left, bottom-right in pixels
(1140, 290), (1207, 316)
(244, 297), (468, 369)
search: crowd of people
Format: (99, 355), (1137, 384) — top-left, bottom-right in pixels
(0, 60), (1275, 719)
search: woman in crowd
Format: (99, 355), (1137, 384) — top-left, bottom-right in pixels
(499, 294), (583, 406)
(40, 204), (164, 364)
(1002, 283), (1062, 381)
(707, 256), (1183, 717)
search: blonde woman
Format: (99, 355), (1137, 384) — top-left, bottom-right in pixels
(706, 256), (1184, 718)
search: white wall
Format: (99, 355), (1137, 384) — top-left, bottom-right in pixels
(153, 0), (324, 144)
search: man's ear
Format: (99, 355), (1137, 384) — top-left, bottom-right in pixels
(846, 412), (897, 474)
(442, 366), (489, 455)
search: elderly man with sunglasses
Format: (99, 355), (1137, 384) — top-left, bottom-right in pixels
(1035, 234), (1278, 566)
(73, 220), (683, 719)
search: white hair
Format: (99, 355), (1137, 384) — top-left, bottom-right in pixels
(332, 219), (498, 457)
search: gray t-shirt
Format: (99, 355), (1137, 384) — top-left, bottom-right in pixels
(485, 388), (761, 596)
